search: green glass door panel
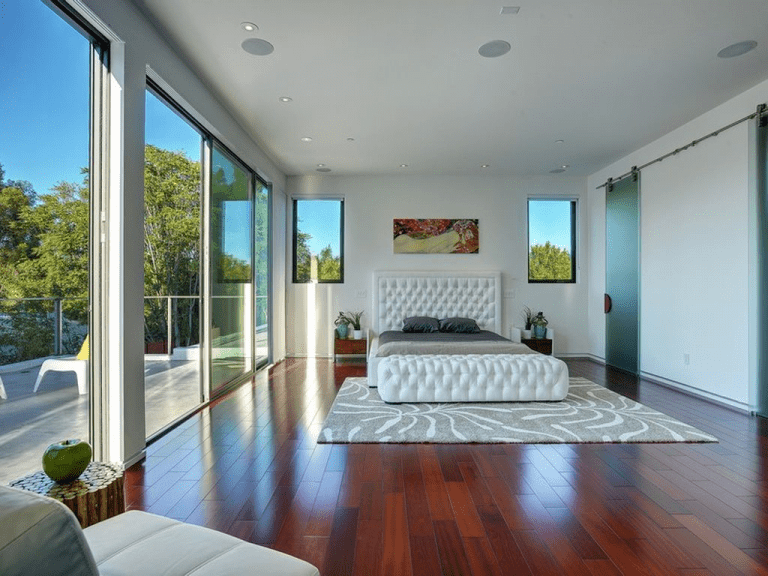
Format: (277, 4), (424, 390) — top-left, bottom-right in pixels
(605, 175), (639, 374)
(210, 145), (253, 392)
(757, 114), (768, 418)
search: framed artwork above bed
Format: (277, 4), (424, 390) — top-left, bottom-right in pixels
(393, 219), (478, 254)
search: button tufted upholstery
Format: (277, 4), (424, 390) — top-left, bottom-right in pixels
(374, 273), (500, 333)
(377, 354), (569, 403)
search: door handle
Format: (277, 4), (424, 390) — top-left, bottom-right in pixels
(604, 294), (612, 313)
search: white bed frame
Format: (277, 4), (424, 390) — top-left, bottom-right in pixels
(367, 270), (569, 402)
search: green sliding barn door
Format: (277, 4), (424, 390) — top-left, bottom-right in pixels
(605, 174), (640, 374)
(757, 107), (768, 418)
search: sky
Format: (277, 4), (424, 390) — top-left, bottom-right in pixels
(0, 0), (91, 194)
(528, 200), (573, 251)
(296, 200), (342, 257)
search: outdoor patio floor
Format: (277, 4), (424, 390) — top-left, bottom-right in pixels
(0, 356), (201, 484)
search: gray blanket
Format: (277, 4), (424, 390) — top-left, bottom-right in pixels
(376, 330), (535, 357)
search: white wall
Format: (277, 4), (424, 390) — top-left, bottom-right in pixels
(76, 0), (287, 465)
(286, 174), (589, 358)
(588, 77), (768, 410)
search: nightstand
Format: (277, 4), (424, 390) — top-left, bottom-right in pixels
(334, 337), (367, 361)
(521, 337), (552, 355)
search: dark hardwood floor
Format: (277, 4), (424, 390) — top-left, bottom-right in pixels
(125, 358), (768, 575)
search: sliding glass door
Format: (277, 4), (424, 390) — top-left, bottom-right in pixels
(254, 180), (270, 365)
(210, 145), (254, 392)
(143, 85), (204, 437)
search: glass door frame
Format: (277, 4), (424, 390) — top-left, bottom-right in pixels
(205, 141), (269, 398)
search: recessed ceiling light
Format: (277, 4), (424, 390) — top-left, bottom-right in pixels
(301, 137), (312, 142)
(717, 40), (757, 58)
(346, 137), (355, 141)
(478, 40), (511, 58)
(562, 165), (569, 169)
(481, 164), (490, 168)
(316, 168), (332, 173)
(241, 38), (274, 56)
(317, 163), (325, 167)
(555, 139), (565, 144)
(400, 164), (409, 168)
(549, 168), (566, 174)
(279, 96), (292, 103)
(500, 6), (520, 15)
(241, 22), (258, 32)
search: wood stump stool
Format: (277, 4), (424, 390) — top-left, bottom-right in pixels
(9, 461), (124, 528)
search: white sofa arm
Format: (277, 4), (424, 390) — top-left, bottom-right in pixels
(0, 486), (99, 576)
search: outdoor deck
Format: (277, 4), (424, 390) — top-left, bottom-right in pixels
(0, 356), (201, 484)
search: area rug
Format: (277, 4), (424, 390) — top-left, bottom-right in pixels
(318, 377), (718, 444)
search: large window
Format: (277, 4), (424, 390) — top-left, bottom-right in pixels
(528, 199), (576, 283)
(0, 0), (106, 482)
(144, 85), (204, 437)
(293, 199), (344, 283)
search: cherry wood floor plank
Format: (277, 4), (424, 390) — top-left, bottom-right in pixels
(433, 519), (474, 575)
(322, 507), (358, 576)
(351, 519), (383, 576)
(445, 480), (486, 538)
(476, 504), (534, 576)
(382, 492), (411, 574)
(122, 358), (768, 575)
(674, 514), (768, 575)
(418, 445), (455, 521)
(408, 535), (443, 576)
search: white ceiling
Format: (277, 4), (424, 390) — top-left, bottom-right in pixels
(132, 0), (768, 177)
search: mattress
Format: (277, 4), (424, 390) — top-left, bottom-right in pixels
(377, 353), (569, 403)
(376, 330), (533, 356)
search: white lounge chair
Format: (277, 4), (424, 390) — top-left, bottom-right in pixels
(33, 336), (89, 396)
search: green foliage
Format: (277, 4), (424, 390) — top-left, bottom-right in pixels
(317, 244), (341, 281)
(294, 230), (311, 282)
(143, 145), (201, 346)
(528, 241), (573, 281)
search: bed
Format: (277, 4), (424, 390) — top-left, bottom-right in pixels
(367, 271), (569, 403)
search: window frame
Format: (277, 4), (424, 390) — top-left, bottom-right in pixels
(292, 198), (345, 284)
(527, 198), (577, 284)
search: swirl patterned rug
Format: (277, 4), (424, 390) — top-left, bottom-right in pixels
(318, 377), (718, 444)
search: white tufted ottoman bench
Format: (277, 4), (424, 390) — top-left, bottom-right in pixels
(377, 354), (569, 403)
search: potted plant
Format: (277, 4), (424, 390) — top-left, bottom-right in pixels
(334, 312), (349, 339)
(520, 306), (534, 339)
(346, 310), (364, 339)
(532, 311), (548, 339)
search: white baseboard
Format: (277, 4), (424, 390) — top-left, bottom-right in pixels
(640, 371), (751, 413)
(122, 448), (146, 470)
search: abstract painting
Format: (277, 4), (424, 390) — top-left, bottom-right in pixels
(393, 218), (478, 254)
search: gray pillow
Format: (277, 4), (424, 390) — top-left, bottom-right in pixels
(438, 317), (480, 333)
(402, 316), (439, 333)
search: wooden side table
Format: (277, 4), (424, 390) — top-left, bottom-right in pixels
(334, 337), (367, 361)
(9, 461), (125, 527)
(521, 337), (553, 355)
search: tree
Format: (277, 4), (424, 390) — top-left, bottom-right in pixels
(529, 241), (572, 281)
(316, 244), (340, 281)
(143, 145), (201, 347)
(295, 230), (312, 282)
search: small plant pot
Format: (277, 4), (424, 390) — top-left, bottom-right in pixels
(522, 330), (532, 339)
(353, 329), (363, 340)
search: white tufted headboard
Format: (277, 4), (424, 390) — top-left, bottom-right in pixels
(372, 271), (502, 334)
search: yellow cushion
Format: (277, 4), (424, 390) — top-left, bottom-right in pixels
(76, 335), (89, 361)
